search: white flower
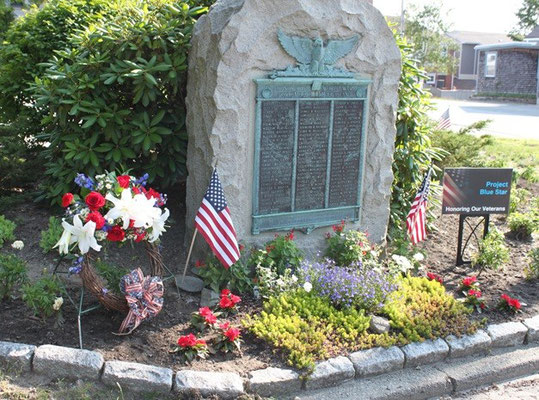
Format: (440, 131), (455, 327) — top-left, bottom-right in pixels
(11, 240), (24, 250)
(95, 230), (107, 241)
(104, 189), (138, 229)
(413, 253), (425, 262)
(132, 193), (161, 228)
(148, 208), (170, 242)
(105, 183), (112, 189)
(60, 216), (101, 254)
(53, 297), (63, 311)
(391, 254), (413, 270)
(291, 274), (298, 283)
(303, 282), (313, 293)
(54, 227), (74, 255)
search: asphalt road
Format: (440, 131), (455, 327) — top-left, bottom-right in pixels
(430, 99), (539, 140)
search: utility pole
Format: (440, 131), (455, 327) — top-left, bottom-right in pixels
(400, 0), (405, 33)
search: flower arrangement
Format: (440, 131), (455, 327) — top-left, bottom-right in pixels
(55, 172), (169, 256)
(498, 294), (523, 312)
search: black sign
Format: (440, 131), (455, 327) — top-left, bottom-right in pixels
(442, 168), (512, 215)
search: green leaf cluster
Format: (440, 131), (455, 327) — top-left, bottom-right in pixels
(21, 274), (64, 320)
(39, 216), (63, 253)
(525, 247), (539, 280)
(95, 259), (129, 295)
(509, 188), (530, 214)
(471, 228), (510, 270)
(0, 214), (16, 246)
(508, 211), (539, 240)
(33, 0), (209, 202)
(0, 253), (28, 300)
(383, 276), (477, 343)
(325, 229), (379, 268)
(196, 254), (253, 295)
(249, 233), (304, 276)
(0, 3), (13, 40)
(243, 290), (375, 371)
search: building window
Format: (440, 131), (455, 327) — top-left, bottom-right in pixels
(485, 51), (497, 77)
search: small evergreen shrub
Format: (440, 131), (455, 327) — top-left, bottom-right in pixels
(39, 216), (63, 253)
(508, 211), (538, 240)
(325, 223), (379, 268)
(471, 228), (509, 270)
(0, 215), (16, 246)
(21, 275), (64, 320)
(524, 248), (539, 280)
(0, 254), (27, 300)
(249, 232), (304, 276)
(383, 276), (477, 343)
(432, 124), (491, 169)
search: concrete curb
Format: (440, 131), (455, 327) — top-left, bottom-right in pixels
(0, 315), (537, 398)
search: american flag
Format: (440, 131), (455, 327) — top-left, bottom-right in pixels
(406, 168), (432, 245)
(195, 169), (240, 269)
(442, 170), (467, 207)
(436, 108), (451, 130)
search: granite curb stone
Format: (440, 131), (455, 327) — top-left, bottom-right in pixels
(0, 341), (35, 372)
(523, 315), (539, 343)
(487, 321), (528, 347)
(33, 344), (103, 380)
(102, 360), (173, 394)
(402, 338), (449, 367)
(304, 356), (355, 390)
(174, 370), (244, 399)
(348, 346), (405, 377)
(445, 329), (492, 358)
(248, 367), (302, 397)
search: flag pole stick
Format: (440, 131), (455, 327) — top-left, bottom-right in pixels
(181, 229), (198, 284)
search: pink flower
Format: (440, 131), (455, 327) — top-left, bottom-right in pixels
(224, 327), (240, 342)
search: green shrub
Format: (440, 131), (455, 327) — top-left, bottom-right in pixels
(196, 250), (253, 295)
(508, 212), (538, 240)
(33, 0), (209, 202)
(0, 3), (13, 39)
(249, 232), (304, 276)
(521, 165), (538, 183)
(383, 276), (476, 343)
(471, 227), (509, 270)
(94, 260), (129, 295)
(0, 254), (27, 300)
(525, 248), (539, 280)
(509, 187), (530, 214)
(244, 290), (386, 370)
(325, 224), (380, 268)
(21, 275), (64, 320)
(0, 215), (16, 246)
(39, 216), (64, 253)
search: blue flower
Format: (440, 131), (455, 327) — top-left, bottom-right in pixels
(74, 173), (95, 190)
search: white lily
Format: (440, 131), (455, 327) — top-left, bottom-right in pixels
(54, 225), (74, 255)
(132, 193), (161, 228)
(148, 208), (170, 242)
(61, 215), (101, 254)
(104, 189), (138, 229)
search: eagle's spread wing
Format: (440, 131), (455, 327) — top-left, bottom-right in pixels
(323, 35), (359, 65)
(277, 29), (313, 65)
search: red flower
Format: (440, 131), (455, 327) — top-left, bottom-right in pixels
(508, 298), (521, 310)
(145, 188), (163, 205)
(239, 244), (245, 252)
(85, 191), (106, 211)
(221, 289), (231, 297)
(132, 186), (141, 195)
(501, 293), (511, 302)
(117, 175), (131, 188)
(177, 333), (197, 348)
(230, 294), (241, 305)
(198, 306), (217, 324)
(462, 276), (477, 288)
(62, 193), (74, 208)
(134, 232), (146, 242)
(480, 302), (486, 309)
(219, 296), (234, 309)
(224, 327), (240, 342)
(286, 230), (295, 241)
(426, 272), (443, 284)
(219, 322), (230, 330)
(85, 211), (106, 229)
(107, 226), (125, 242)
(195, 339), (206, 346)
(199, 307), (212, 317)
(195, 260), (205, 268)
(265, 245), (275, 253)
(468, 289), (482, 298)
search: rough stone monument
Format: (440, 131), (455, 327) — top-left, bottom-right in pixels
(185, 0), (401, 252)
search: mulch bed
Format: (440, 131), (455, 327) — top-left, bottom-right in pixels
(0, 180), (537, 376)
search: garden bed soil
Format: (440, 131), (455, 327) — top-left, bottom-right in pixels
(0, 179), (537, 375)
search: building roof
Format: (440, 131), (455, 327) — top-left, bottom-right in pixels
(526, 25), (539, 39)
(447, 31), (511, 45)
(475, 41), (539, 51)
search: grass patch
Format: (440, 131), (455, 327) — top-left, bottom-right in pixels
(481, 138), (539, 168)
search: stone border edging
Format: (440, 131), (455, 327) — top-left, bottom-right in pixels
(0, 314), (537, 398)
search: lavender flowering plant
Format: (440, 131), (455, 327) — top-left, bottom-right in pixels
(299, 259), (398, 312)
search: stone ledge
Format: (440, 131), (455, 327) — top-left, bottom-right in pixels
(487, 321), (528, 348)
(174, 370), (244, 399)
(248, 367), (302, 397)
(102, 360), (173, 394)
(348, 346), (404, 377)
(304, 356), (355, 390)
(445, 330), (491, 358)
(33, 344), (103, 380)
(523, 315), (539, 343)
(0, 341), (35, 372)
(402, 338), (449, 367)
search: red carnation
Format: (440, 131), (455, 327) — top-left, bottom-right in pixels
(230, 294), (241, 305)
(85, 191), (105, 211)
(468, 289), (482, 298)
(219, 296), (234, 309)
(177, 333), (197, 348)
(85, 211), (105, 229)
(221, 289), (231, 297)
(132, 187), (141, 195)
(199, 307), (212, 317)
(508, 298), (521, 310)
(107, 226), (125, 242)
(462, 276), (477, 288)
(117, 175), (131, 189)
(224, 327), (240, 342)
(134, 232), (146, 242)
(219, 322), (230, 330)
(62, 193), (74, 208)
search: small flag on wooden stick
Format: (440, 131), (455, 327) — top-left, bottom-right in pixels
(406, 168), (432, 245)
(195, 168), (240, 268)
(436, 107), (451, 130)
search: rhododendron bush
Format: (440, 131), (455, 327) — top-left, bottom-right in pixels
(55, 171), (169, 256)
